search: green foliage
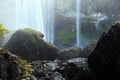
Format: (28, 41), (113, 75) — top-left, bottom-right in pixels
(18, 57), (32, 76)
(0, 24), (9, 37)
(18, 57), (28, 67)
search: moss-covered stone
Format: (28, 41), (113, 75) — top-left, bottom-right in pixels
(19, 28), (44, 38)
(5, 28), (59, 62)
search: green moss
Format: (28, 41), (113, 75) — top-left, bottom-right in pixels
(55, 27), (76, 45)
(16, 28), (44, 45)
(22, 28), (40, 33)
(20, 28), (44, 38)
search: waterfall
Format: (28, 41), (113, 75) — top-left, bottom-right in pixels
(76, 0), (82, 47)
(92, 12), (108, 30)
(0, 0), (55, 43)
(41, 0), (55, 43)
(15, 0), (45, 35)
(16, 0), (55, 43)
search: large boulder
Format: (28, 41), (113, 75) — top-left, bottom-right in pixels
(88, 22), (120, 79)
(57, 46), (82, 60)
(5, 28), (59, 61)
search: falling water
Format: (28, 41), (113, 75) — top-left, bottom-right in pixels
(41, 0), (55, 43)
(92, 13), (108, 30)
(76, 0), (82, 47)
(0, 0), (54, 43)
(15, 0), (45, 35)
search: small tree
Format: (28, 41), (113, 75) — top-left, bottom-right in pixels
(0, 24), (9, 46)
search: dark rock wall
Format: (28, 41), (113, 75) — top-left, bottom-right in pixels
(88, 23), (120, 79)
(54, 0), (120, 49)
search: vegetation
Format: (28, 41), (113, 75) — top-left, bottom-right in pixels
(0, 24), (9, 37)
(18, 57), (33, 76)
(55, 27), (76, 45)
(20, 28), (44, 38)
(18, 57), (28, 67)
(0, 24), (9, 46)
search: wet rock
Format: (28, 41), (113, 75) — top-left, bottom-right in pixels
(82, 40), (97, 57)
(30, 60), (64, 80)
(20, 75), (37, 80)
(58, 46), (82, 60)
(32, 69), (45, 78)
(0, 47), (19, 80)
(88, 23), (120, 79)
(55, 62), (93, 80)
(5, 28), (59, 61)
(27, 57), (93, 80)
(67, 58), (88, 69)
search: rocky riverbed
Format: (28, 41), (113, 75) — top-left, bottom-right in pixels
(22, 57), (88, 80)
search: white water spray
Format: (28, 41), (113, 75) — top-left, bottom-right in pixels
(15, 0), (45, 35)
(42, 0), (55, 43)
(76, 0), (82, 47)
(0, 0), (55, 43)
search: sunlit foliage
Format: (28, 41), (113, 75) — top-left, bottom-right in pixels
(18, 57), (33, 76)
(0, 24), (9, 37)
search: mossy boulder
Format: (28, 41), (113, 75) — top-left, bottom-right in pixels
(5, 28), (59, 61)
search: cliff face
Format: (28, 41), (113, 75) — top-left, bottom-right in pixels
(54, 0), (120, 49)
(55, 0), (120, 14)
(88, 23), (120, 79)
